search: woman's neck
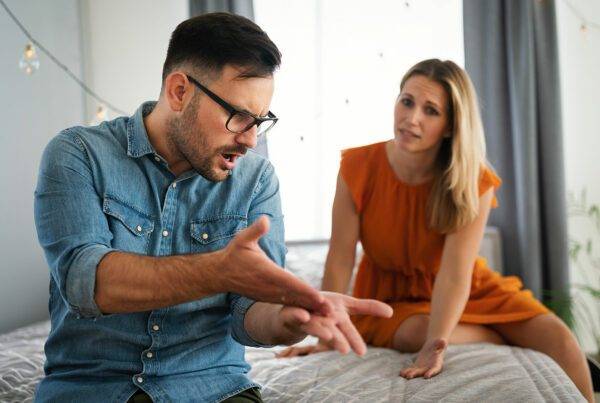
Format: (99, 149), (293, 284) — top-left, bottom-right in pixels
(385, 140), (440, 185)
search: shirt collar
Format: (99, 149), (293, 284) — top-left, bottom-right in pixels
(126, 101), (158, 158)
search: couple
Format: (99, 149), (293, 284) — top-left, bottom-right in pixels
(33, 12), (593, 403)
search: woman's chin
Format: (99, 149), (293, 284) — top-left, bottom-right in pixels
(393, 137), (418, 153)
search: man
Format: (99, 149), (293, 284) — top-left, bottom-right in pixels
(33, 12), (392, 403)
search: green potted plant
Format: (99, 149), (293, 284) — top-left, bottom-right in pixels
(566, 189), (599, 390)
(545, 189), (599, 393)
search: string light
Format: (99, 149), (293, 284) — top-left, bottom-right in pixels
(561, 0), (600, 33)
(19, 42), (39, 75)
(0, 0), (127, 117)
(88, 105), (110, 126)
(96, 105), (107, 120)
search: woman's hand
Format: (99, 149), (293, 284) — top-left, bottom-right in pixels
(275, 341), (332, 358)
(399, 338), (448, 379)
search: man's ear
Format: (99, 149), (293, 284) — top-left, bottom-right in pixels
(163, 72), (191, 113)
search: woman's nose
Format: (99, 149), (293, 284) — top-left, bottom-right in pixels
(405, 107), (421, 126)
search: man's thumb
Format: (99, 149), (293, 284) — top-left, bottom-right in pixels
(235, 215), (270, 244)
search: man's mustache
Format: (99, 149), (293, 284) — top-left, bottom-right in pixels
(218, 146), (248, 156)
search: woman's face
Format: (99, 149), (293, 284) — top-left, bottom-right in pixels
(393, 75), (451, 154)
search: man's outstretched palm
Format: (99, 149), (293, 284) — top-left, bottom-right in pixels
(220, 216), (332, 315)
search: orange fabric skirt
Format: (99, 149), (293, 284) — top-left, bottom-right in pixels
(351, 263), (550, 348)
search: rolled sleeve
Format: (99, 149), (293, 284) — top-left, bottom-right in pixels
(229, 295), (272, 347)
(34, 130), (115, 318)
(65, 244), (115, 317)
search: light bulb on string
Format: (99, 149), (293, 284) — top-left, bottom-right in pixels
(2, 0), (128, 117)
(19, 43), (40, 75)
(88, 105), (109, 126)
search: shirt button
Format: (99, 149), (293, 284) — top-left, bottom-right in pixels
(146, 351), (153, 358)
(154, 156), (160, 162)
(136, 376), (144, 383)
(172, 183), (177, 188)
(162, 230), (169, 237)
(136, 225), (142, 232)
(152, 324), (160, 331)
(202, 233), (209, 240)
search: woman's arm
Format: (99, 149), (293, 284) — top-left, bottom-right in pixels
(400, 188), (495, 379)
(427, 188), (495, 341)
(321, 172), (361, 294)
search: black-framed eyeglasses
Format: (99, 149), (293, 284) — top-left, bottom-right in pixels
(186, 75), (278, 136)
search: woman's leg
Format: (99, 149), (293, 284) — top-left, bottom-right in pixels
(392, 314), (504, 353)
(490, 314), (594, 402)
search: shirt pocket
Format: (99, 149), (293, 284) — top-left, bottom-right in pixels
(190, 215), (247, 253)
(103, 194), (154, 253)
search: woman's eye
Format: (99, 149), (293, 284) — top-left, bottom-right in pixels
(425, 106), (439, 115)
(401, 98), (413, 107)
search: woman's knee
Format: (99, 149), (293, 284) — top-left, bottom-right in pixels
(392, 315), (429, 352)
(525, 316), (582, 363)
(549, 321), (582, 361)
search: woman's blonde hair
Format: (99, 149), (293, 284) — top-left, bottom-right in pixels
(400, 59), (489, 233)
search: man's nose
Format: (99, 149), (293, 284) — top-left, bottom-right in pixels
(235, 126), (258, 149)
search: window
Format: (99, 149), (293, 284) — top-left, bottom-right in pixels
(255, 0), (464, 239)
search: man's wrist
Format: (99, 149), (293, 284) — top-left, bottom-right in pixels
(272, 306), (307, 345)
(245, 303), (306, 346)
(188, 250), (227, 295)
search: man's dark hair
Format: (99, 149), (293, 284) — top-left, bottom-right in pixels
(162, 12), (281, 82)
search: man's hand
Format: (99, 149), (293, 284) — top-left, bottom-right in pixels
(274, 291), (393, 357)
(399, 338), (447, 379)
(217, 216), (331, 315)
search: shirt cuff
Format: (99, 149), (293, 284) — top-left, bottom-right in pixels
(65, 244), (116, 318)
(230, 295), (275, 348)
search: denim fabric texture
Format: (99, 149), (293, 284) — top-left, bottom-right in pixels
(33, 102), (285, 402)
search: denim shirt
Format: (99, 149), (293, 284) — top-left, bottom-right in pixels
(33, 102), (285, 403)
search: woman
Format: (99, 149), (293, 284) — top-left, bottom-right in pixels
(278, 59), (594, 401)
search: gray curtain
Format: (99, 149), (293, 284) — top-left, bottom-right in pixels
(189, 0), (269, 158)
(190, 0), (254, 19)
(463, 0), (569, 300)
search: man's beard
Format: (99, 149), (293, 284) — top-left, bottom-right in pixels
(167, 102), (247, 182)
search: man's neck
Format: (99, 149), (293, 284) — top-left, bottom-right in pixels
(144, 100), (191, 176)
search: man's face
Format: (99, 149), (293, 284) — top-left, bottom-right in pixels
(167, 65), (275, 182)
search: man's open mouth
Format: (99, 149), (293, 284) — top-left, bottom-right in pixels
(220, 153), (241, 170)
(222, 153), (236, 162)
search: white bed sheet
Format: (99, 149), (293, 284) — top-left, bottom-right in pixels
(0, 321), (585, 402)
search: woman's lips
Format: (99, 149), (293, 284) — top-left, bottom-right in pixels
(399, 129), (421, 139)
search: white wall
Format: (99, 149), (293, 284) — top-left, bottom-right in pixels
(80, 0), (188, 118)
(556, 0), (600, 353)
(255, 0), (464, 240)
(0, 0), (85, 334)
(0, 0), (188, 333)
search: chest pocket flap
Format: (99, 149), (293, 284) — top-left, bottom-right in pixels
(103, 195), (154, 236)
(191, 215), (247, 245)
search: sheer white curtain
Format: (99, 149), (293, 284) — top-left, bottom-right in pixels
(255, 0), (464, 240)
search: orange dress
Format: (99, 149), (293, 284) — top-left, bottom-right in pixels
(343, 142), (549, 348)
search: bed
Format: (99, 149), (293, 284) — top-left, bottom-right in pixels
(0, 229), (586, 402)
